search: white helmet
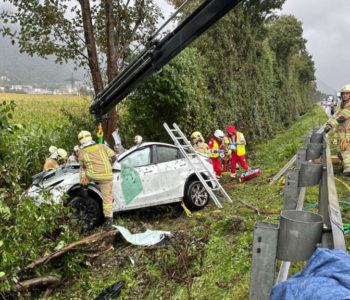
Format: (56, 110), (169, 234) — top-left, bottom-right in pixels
(214, 129), (224, 139)
(73, 145), (80, 152)
(134, 135), (143, 145)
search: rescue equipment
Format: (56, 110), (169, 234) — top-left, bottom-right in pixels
(239, 168), (261, 183)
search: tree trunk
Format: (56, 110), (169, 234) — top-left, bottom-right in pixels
(103, 0), (119, 149)
(79, 0), (104, 95)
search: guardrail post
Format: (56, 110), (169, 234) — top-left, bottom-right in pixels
(249, 222), (279, 300)
(283, 169), (299, 210)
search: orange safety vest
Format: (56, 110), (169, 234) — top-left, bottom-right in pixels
(78, 144), (115, 180)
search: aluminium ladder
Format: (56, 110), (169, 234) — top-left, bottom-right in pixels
(163, 122), (233, 209)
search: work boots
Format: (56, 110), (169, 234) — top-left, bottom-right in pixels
(103, 217), (114, 231)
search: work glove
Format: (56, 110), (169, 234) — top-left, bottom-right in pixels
(337, 116), (346, 124)
(80, 172), (89, 186)
(217, 149), (224, 154)
(231, 142), (238, 146)
(324, 124), (332, 133)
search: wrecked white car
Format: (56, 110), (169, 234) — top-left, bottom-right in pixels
(27, 142), (215, 228)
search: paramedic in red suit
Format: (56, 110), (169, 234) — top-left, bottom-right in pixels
(208, 129), (225, 179)
(226, 125), (250, 180)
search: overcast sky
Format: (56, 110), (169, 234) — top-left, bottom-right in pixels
(281, 0), (350, 94)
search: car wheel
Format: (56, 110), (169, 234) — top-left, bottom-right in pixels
(184, 180), (209, 210)
(69, 195), (103, 230)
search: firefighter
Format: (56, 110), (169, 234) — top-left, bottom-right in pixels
(208, 129), (225, 179)
(43, 146), (67, 171)
(226, 125), (250, 180)
(78, 130), (117, 229)
(191, 131), (210, 155)
(325, 84), (350, 175)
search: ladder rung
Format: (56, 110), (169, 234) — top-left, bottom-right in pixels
(212, 188), (220, 191)
(205, 178), (216, 182)
(175, 137), (185, 139)
(170, 129), (177, 132)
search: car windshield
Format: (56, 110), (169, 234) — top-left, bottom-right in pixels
(120, 147), (151, 168)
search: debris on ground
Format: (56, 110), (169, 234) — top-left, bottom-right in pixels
(113, 225), (171, 246)
(94, 280), (125, 300)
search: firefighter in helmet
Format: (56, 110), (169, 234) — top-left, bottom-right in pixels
(325, 84), (350, 175)
(78, 130), (117, 229)
(191, 131), (210, 155)
(43, 146), (67, 171)
(208, 129), (225, 179)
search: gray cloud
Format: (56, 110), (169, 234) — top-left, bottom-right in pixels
(281, 0), (350, 93)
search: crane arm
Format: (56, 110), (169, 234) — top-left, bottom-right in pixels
(90, 0), (242, 118)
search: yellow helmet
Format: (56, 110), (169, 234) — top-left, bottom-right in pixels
(78, 130), (92, 144)
(191, 131), (203, 140)
(57, 148), (67, 159)
(49, 145), (57, 154)
(341, 84), (350, 93)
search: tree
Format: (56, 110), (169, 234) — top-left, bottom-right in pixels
(119, 48), (213, 146)
(0, 0), (162, 147)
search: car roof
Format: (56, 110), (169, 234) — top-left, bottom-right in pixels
(117, 142), (178, 160)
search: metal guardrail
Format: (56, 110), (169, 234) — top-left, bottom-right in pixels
(249, 128), (346, 300)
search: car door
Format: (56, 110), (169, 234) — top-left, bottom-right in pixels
(116, 146), (161, 210)
(155, 145), (190, 201)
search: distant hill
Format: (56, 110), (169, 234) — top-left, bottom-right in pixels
(0, 35), (85, 89)
(316, 78), (337, 96)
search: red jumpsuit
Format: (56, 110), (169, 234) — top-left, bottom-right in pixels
(208, 137), (224, 179)
(228, 133), (249, 178)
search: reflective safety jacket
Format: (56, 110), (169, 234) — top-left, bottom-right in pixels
(78, 143), (116, 180)
(43, 158), (59, 171)
(208, 138), (222, 158)
(328, 101), (350, 139)
(229, 132), (246, 156)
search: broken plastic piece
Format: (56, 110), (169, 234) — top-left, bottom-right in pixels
(113, 225), (171, 246)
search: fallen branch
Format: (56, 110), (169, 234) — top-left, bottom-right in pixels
(26, 229), (119, 270)
(15, 276), (59, 292)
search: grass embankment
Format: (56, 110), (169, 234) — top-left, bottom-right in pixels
(53, 104), (349, 299)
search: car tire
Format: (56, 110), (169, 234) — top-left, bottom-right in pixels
(69, 195), (103, 230)
(184, 180), (209, 210)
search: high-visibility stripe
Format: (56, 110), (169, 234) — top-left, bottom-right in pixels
(99, 150), (108, 171)
(99, 150), (112, 175)
(88, 173), (113, 179)
(334, 133), (350, 138)
(330, 119), (338, 126)
(342, 109), (350, 117)
(343, 156), (350, 164)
